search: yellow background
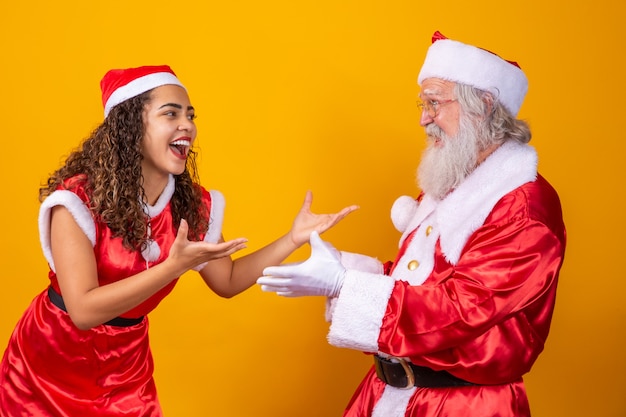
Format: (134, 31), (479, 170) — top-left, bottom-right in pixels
(1, 1), (624, 416)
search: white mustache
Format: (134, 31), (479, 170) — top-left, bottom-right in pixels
(425, 124), (446, 141)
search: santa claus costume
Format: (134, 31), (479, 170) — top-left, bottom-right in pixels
(0, 66), (224, 416)
(252, 31), (565, 417)
(330, 141), (565, 416)
(326, 34), (566, 416)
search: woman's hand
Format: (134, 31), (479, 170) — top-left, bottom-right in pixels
(166, 219), (248, 275)
(289, 191), (359, 247)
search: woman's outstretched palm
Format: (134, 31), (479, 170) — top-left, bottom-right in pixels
(289, 191), (359, 247)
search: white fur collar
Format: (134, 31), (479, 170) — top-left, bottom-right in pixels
(438, 141), (537, 264)
(142, 174), (175, 217)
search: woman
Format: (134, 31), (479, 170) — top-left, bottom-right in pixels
(0, 65), (357, 416)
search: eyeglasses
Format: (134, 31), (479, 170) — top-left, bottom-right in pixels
(416, 98), (457, 118)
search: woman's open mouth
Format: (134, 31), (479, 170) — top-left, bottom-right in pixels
(170, 138), (191, 158)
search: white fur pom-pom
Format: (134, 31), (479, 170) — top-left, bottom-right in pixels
(141, 239), (161, 262)
(390, 196), (419, 233)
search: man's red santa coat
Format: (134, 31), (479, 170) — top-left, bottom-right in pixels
(328, 140), (566, 417)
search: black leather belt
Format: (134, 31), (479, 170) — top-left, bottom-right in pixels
(47, 286), (144, 327)
(374, 355), (476, 389)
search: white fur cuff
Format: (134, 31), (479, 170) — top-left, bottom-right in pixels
(327, 270), (396, 352)
(340, 251), (383, 274)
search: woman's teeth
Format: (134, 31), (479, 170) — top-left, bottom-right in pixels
(170, 139), (190, 156)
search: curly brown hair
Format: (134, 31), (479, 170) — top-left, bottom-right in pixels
(39, 90), (209, 252)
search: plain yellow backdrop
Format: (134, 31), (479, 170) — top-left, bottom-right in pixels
(1, 1), (624, 416)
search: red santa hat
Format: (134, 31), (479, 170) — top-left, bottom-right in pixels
(417, 31), (528, 116)
(100, 65), (185, 117)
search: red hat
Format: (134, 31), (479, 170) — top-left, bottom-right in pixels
(100, 65), (185, 117)
(417, 32), (528, 116)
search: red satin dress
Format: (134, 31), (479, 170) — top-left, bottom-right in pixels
(0, 175), (214, 416)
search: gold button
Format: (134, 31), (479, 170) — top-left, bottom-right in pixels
(407, 260), (419, 270)
(426, 226), (433, 236)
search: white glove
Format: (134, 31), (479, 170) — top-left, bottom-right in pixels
(257, 231), (346, 297)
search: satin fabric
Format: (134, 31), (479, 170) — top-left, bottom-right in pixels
(47, 175), (198, 318)
(345, 367), (531, 417)
(0, 175), (214, 415)
(344, 176), (566, 417)
(0, 291), (160, 416)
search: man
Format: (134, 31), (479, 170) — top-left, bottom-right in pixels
(257, 31), (566, 417)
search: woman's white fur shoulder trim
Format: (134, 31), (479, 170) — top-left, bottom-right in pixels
(39, 190), (96, 272)
(191, 189), (225, 272)
(206, 190), (225, 244)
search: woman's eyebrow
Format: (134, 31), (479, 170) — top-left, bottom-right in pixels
(158, 103), (195, 111)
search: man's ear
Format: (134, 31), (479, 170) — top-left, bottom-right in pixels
(483, 91), (496, 115)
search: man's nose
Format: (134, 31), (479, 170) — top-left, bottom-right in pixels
(419, 109), (434, 126)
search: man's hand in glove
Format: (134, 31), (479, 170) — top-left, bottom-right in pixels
(257, 231), (346, 297)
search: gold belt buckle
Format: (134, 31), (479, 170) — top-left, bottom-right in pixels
(395, 357), (415, 389)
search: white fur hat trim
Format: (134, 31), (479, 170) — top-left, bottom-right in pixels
(417, 38), (528, 116)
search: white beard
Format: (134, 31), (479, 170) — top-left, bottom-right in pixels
(417, 115), (484, 200)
